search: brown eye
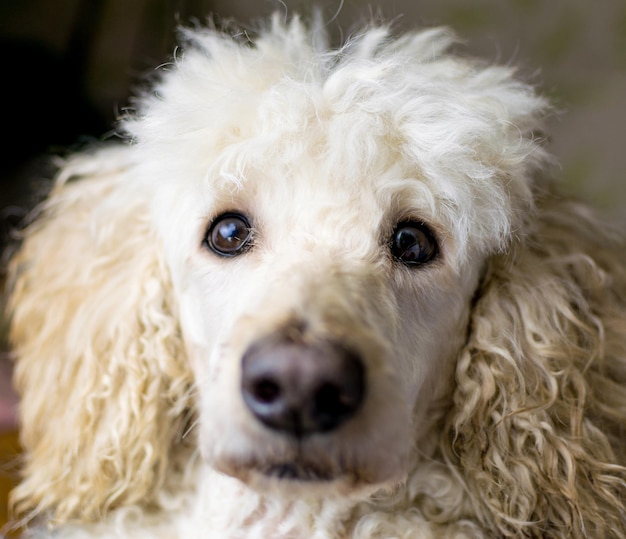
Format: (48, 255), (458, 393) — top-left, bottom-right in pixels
(205, 213), (253, 257)
(390, 221), (438, 266)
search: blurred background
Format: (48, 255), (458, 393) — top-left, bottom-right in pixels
(0, 0), (625, 224)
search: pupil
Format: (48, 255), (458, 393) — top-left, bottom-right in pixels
(398, 230), (418, 250)
(220, 221), (241, 243)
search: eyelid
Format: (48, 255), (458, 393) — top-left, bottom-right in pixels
(393, 215), (442, 244)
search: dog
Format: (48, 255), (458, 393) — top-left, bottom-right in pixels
(5, 14), (626, 538)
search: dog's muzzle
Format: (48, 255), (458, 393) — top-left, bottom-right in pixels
(241, 332), (366, 438)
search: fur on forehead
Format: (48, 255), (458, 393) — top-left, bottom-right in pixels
(124, 14), (550, 258)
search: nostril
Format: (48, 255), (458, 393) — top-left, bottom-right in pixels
(313, 360), (365, 432)
(316, 383), (342, 410)
(251, 379), (282, 404)
(316, 382), (360, 414)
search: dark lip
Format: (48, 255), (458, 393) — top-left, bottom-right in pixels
(262, 462), (336, 482)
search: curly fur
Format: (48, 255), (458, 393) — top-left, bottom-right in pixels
(4, 14), (626, 539)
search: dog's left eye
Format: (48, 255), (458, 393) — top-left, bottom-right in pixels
(205, 213), (253, 257)
(390, 221), (438, 266)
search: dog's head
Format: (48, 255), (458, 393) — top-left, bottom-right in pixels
(8, 15), (626, 536)
(126, 16), (547, 495)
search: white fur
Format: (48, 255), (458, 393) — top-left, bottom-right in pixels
(6, 15), (626, 539)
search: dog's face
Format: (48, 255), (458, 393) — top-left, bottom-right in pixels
(128, 23), (544, 498)
(170, 156), (482, 496)
(148, 117), (493, 496)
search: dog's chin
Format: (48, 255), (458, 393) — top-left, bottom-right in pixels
(211, 453), (403, 499)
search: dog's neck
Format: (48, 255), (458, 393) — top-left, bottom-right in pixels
(171, 459), (477, 539)
(181, 467), (359, 538)
(56, 453), (477, 538)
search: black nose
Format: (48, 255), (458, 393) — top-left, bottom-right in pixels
(241, 336), (366, 436)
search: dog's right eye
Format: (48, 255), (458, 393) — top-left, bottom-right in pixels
(204, 213), (253, 257)
(390, 221), (438, 267)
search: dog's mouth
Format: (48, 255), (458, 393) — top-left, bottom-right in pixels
(212, 445), (357, 486)
(208, 422), (410, 494)
(261, 461), (335, 481)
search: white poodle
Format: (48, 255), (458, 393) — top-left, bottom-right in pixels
(5, 14), (626, 539)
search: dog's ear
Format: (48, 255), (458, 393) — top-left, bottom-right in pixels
(446, 197), (626, 536)
(6, 147), (194, 525)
